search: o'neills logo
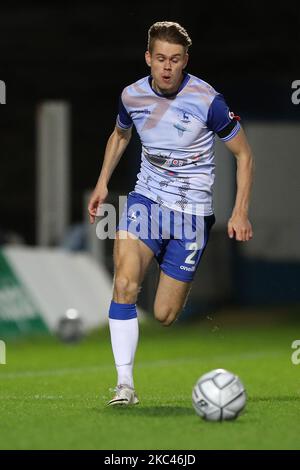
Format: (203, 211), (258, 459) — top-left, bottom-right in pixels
(0, 80), (6, 104)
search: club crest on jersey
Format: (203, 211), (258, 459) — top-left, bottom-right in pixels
(180, 111), (191, 123)
(173, 122), (192, 137)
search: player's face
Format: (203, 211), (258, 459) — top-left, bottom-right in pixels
(145, 40), (189, 95)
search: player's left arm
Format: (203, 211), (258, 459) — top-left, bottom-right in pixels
(225, 127), (254, 242)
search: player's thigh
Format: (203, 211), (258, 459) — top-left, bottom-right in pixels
(114, 230), (154, 284)
(154, 270), (192, 325)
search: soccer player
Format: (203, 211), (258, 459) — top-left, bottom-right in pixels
(88, 21), (254, 406)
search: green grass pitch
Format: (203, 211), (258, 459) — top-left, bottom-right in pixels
(0, 313), (300, 450)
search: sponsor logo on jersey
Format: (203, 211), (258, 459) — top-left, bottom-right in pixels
(229, 110), (241, 121)
(173, 122), (192, 137)
(132, 109), (151, 115)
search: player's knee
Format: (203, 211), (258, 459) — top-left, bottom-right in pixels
(114, 275), (140, 303)
(154, 306), (178, 327)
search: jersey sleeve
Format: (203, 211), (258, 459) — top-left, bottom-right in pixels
(207, 94), (241, 142)
(116, 95), (133, 130)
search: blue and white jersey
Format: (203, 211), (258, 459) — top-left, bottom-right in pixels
(116, 72), (241, 215)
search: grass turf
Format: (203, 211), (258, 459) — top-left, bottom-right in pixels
(0, 314), (300, 450)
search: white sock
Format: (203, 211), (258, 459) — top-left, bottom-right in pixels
(109, 317), (139, 388)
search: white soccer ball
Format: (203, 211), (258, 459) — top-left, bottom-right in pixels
(192, 368), (246, 421)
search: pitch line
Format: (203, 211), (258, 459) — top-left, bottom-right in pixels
(0, 350), (284, 381)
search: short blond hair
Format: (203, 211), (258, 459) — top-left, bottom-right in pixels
(147, 21), (192, 53)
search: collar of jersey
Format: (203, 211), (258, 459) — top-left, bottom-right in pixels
(148, 72), (190, 98)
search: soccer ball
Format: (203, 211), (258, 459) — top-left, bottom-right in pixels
(192, 368), (246, 421)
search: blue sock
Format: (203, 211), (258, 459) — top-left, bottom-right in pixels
(109, 300), (137, 320)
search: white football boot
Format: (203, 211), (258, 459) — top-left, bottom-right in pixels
(107, 384), (139, 406)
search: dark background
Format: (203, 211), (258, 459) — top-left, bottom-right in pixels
(0, 1), (299, 244)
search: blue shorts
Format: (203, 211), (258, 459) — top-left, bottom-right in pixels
(117, 191), (215, 282)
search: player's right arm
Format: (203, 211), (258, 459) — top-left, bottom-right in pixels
(88, 125), (132, 224)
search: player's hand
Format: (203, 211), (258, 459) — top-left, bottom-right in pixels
(227, 213), (253, 242)
(88, 185), (108, 224)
